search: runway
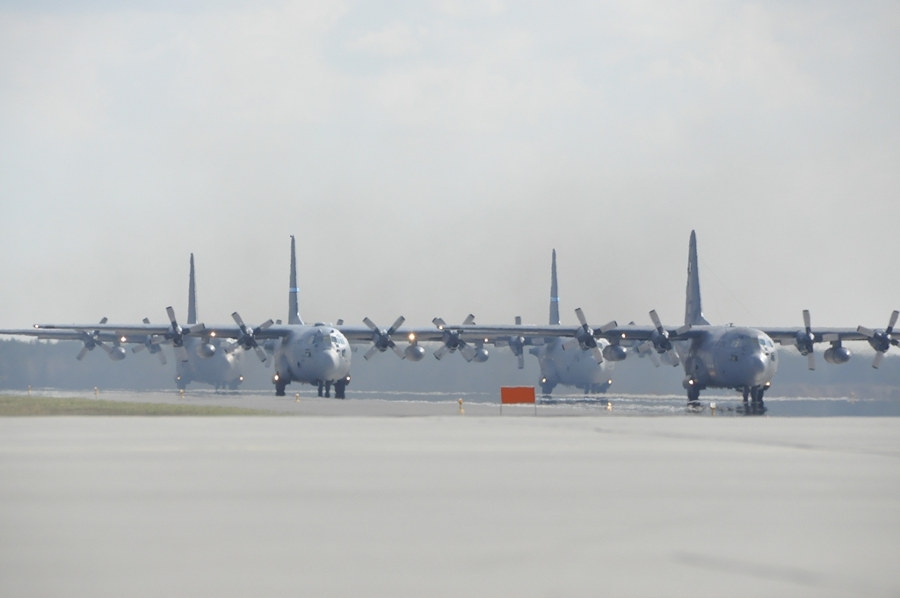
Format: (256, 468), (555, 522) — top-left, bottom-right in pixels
(17, 387), (900, 417)
(1, 397), (899, 597)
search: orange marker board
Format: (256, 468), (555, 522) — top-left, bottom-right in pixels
(500, 386), (536, 404)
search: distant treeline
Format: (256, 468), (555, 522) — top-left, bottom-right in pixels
(1, 338), (898, 398)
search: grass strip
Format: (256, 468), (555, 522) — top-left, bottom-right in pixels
(0, 395), (278, 416)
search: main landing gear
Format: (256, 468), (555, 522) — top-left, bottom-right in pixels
(317, 379), (348, 399)
(740, 386), (767, 416)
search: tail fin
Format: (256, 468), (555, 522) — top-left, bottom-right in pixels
(685, 230), (709, 326)
(187, 253), (198, 325)
(549, 249), (560, 325)
(288, 235), (303, 325)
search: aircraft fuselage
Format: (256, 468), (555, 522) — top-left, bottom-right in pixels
(175, 337), (245, 390)
(535, 337), (613, 395)
(679, 327), (778, 393)
(273, 325), (352, 396)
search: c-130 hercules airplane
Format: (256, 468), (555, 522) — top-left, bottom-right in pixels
(0, 253), (246, 391)
(459, 230), (898, 413)
(4, 232), (895, 407)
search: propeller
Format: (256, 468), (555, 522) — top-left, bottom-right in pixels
(644, 310), (682, 367)
(857, 310), (899, 368)
(510, 316), (526, 369)
(362, 316), (406, 360)
(131, 317), (167, 365)
(573, 308), (617, 364)
(492, 316), (527, 369)
(794, 309), (816, 370)
(432, 314), (478, 361)
(227, 312), (274, 362)
(75, 317), (110, 361)
(165, 306), (192, 363)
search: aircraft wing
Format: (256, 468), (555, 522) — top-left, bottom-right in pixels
(0, 327), (126, 342)
(760, 327), (868, 345)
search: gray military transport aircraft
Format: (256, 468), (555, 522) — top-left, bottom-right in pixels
(5, 232), (895, 407)
(524, 249), (618, 396)
(459, 231), (897, 414)
(0, 253), (246, 391)
(168, 253), (245, 390)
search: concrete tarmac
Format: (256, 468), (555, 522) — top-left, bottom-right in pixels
(0, 404), (898, 597)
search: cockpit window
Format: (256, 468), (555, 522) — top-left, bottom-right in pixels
(758, 336), (775, 352)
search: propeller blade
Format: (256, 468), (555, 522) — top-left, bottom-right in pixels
(363, 317), (377, 331)
(462, 314), (476, 326)
(517, 353), (525, 370)
(76, 346), (90, 360)
(888, 310), (899, 334)
(174, 345), (189, 363)
(433, 344), (450, 360)
(857, 325), (876, 338)
(649, 309), (664, 332)
(598, 320), (618, 334)
(432, 317), (447, 329)
(575, 307), (589, 328)
(231, 312), (247, 330)
(254, 346), (268, 363)
(873, 351), (885, 369)
(391, 344), (405, 359)
(363, 345), (379, 360)
(807, 352), (816, 371)
(459, 342), (477, 362)
(389, 316), (405, 333)
(661, 350), (679, 367)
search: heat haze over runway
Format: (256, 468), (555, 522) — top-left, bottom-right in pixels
(0, 400), (898, 597)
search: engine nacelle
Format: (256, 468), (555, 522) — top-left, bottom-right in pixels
(602, 344), (628, 362)
(108, 346), (127, 361)
(472, 348), (489, 363)
(405, 345), (426, 362)
(197, 343), (217, 358)
(794, 330), (814, 355)
(824, 345), (851, 364)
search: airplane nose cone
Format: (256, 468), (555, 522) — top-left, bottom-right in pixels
(747, 353), (775, 385)
(316, 349), (345, 380)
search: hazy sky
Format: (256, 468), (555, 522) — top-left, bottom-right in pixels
(1, 1), (898, 333)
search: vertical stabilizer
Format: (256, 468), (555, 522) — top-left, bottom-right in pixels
(549, 249), (560, 325)
(685, 230), (710, 326)
(187, 253), (198, 325)
(288, 235), (303, 325)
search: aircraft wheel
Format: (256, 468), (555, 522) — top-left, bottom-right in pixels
(275, 379), (286, 396)
(335, 381), (346, 399)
